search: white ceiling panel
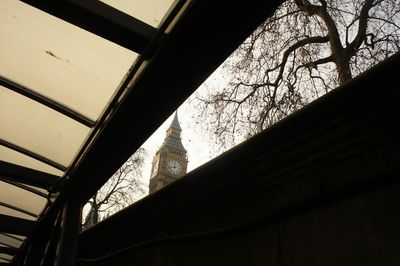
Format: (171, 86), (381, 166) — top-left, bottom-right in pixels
(0, 88), (91, 168)
(0, 1), (137, 121)
(0, 203), (37, 221)
(100, 0), (176, 27)
(0, 181), (47, 215)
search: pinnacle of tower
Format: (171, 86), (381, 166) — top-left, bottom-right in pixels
(162, 111), (185, 151)
(170, 112), (181, 130)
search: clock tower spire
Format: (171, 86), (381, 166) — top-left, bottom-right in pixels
(149, 112), (188, 194)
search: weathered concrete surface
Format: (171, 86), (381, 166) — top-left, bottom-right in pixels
(78, 54), (400, 266)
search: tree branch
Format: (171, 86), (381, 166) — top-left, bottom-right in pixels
(292, 55), (334, 84)
(347, 0), (376, 54)
(295, 0), (345, 64)
(273, 35), (329, 86)
(369, 16), (400, 31)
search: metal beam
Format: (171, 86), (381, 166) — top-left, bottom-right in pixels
(0, 242), (14, 249)
(0, 234), (23, 255)
(0, 161), (58, 191)
(21, 0), (156, 54)
(41, 210), (62, 266)
(0, 214), (35, 236)
(0, 76), (95, 128)
(2, 233), (24, 242)
(23, 196), (63, 265)
(0, 201), (38, 219)
(0, 179), (47, 198)
(55, 199), (81, 266)
(0, 246), (17, 256)
(0, 139), (66, 172)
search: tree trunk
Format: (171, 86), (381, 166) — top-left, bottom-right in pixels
(335, 57), (352, 85)
(92, 194), (99, 224)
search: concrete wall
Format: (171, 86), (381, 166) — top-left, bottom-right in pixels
(78, 54), (400, 266)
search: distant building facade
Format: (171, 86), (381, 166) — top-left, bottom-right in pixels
(149, 113), (188, 194)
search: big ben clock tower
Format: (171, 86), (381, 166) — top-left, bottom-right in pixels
(149, 112), (188, 194)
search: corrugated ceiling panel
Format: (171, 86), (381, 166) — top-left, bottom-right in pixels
(6, 234), (25, 241)
(0, 181), (47, 215)
(0, 205), (35, 221)
(100, 0), (176, 27)
(0, 253), (13, 262)
(0, 1), (137, 121)
(0, 258), (11, 263)
(23, 184), (49, 195)
(0, 234), (23, 248)
(0, 88), (91, 168)
(0, 146), (63, 176)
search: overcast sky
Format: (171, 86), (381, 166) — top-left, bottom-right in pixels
(139, 65), (232, 190)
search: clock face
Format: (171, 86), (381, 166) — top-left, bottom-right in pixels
(167, 159), (182, 175)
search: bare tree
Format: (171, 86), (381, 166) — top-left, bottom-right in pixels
(197, 0), (400, 146)
(82, 148), (146, 228)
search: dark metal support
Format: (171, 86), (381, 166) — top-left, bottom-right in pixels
(0, 234), (23, 256)
(0, 201), (38, 219)
(21, 0), (156, 54)
(23, 203), (61, 265)
(0, 214), (35, 236)
(0, 246), (17, 256)
(41, 211), (62, 266)
(1, 233), (24, 242)
(0, 76), (95, 128)
(0, 160), (58, 191)
(0, 242), (14, 249)
(55, 198), (81, 266)
(0, 178), (47, 198)
(0, 139), (67, 172)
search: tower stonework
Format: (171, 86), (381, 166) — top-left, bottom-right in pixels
(149, 113), (188, 194)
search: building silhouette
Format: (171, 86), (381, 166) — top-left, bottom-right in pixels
(149, 113), (188, 193)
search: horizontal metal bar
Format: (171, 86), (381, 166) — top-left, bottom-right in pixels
(0, 246), (17, 255)
(0, 76), (95, 128)
(0, 214), (35, 236)
(0, 178), (48, 198)
(21, 0), (156, 54)
(0, 139), (67, 172)
(0, 201), (38, 219)
(0, 160), (58, 191)
(0, 242), (14, 249)
(0, 233), (23, 255)
(1, 233), (24, 242)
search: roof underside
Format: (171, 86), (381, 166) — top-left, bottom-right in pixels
(0, 0), (283, 264)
